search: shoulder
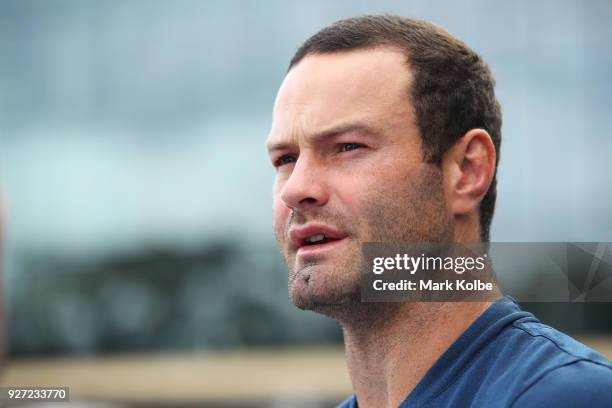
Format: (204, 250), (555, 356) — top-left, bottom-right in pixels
(511, 359), (612, 407)
(507, 318), (611, 372)
(452, 305), (612, 407)
(504, 318), (612, 406)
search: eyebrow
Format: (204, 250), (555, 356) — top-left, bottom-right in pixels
(266, 122), (380, 153)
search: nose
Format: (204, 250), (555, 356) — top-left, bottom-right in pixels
(280, 155), (329, 211)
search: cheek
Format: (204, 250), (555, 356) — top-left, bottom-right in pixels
(334, 178), (366, 214)
(335, 163), (399, 206)
(334, 161), (420, 223)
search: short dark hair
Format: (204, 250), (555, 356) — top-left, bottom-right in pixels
(289, 15), (502, 242)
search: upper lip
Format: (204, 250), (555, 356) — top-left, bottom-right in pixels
(288, 223), (347, 249)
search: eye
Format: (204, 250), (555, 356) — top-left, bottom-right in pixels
(274, 154), (297, 167)
(339, 143), (364, 152)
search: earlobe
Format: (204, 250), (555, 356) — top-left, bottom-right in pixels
(444, 129), (496, 216)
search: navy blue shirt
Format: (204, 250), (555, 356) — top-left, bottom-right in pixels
(337, 297), (612, 407)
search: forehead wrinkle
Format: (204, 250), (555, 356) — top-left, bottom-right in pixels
(268, 48), (416, 153)
(267, 110), (307, 152)
(268, 119), (385, 154)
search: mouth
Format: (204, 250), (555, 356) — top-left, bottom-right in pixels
(301, 234), (344, 250)
(289, 223), (348, 256)
(297, 236), (347, 258)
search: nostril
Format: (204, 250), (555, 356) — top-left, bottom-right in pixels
(300, 197), (318, 204)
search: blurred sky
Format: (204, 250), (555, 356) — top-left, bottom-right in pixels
(1, 0), (611, 280)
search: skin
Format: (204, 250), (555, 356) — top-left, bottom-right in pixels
(267, 47), (497, 408)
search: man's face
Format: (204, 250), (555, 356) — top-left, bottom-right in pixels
(267, 48), (452, 313)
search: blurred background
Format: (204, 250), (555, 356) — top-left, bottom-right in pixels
(0, 0), (611, 407)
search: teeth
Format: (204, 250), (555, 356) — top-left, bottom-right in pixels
(306, 234), (325, 244)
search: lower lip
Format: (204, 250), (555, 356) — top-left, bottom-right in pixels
(296, 238), (347, 257)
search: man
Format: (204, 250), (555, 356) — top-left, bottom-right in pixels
(266, 15), (612, 407)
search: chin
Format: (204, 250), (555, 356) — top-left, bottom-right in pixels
(289, 264), (360, 314)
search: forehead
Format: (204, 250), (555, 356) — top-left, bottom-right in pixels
(268, 47), (414, 145)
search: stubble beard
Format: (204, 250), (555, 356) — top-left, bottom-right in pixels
(277, 164), (452, 323)
(278, 212), (361, 314)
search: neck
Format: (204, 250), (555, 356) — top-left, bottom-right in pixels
(339, 301), (492, 408)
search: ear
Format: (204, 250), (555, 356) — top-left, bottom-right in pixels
(442, 129), (496, 217)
